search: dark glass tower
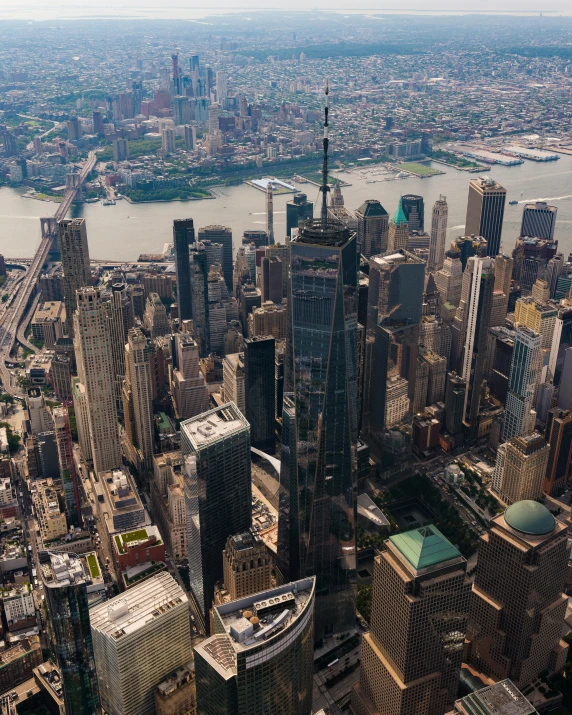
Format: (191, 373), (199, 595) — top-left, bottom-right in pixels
(43, 553), (100, 715)
(286, 193), (314, 240)
(401, 194), (424, 232)
(464, 177), (506, 257)
(173, 219), (194, 322)
(244, 336), (276, 454)
(277, 218), (359, 640)
(189, 242), (210, 356)
(182, 403), (251, 630)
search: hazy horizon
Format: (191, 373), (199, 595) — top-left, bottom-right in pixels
(1, 1), (572, 21)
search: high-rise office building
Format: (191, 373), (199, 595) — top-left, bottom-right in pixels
(42, 553), (100, 715)
(367, 251), (425, 441)
(173, 219), (194, 322)
(222, 352), (245, 414)
(456, 256), (495, 435)
(466, 500), (569, 686)
(244, 336), (275, 454)
(73, 287), (121, 475)
(464, 176), (507, 257)
(503, 326), (541, 441)
(182, 403), (251, 625)
(520, 201), (557, 240)
(108, 280), (133, 403)
(59, 218), (91, 336)
(355, 199), (389, 258)
(428, 194), (448, 271)
(493, 252), (513, 319)
(183, 124), (196, 151)
(549, 304), (572, 387)
(261, 255), (282, 303)
(198, 225), (233, 292)
(171, 334), (209, 421)
(420, 346), (447, 405)
(172, 95), (191, 125)
(444, 371), (466, 436)
(514, 297), (557, 350)
(222, 530), (272, 601)
(544, 408), (572, 495)
(285, 193), (313, 240)
(497, 433), (549, 504)
(352, 526), (470, 715)
(53, 407), (81, 527)
(194, 577), (315, 715)
(387, 200), (409, 253)
(277, 210), (359, 640)
(123, 328), (154, 473)
(401, 194), (424, 232)
(91, 572), (191, 715)
(266, 183), (274, 244)
(144, 293), (170, 339)
(190, 242), (210, 356)
(435, 248), (463, 308)
(216, 70), (228, 102)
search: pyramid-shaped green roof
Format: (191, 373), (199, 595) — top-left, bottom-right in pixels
(389, 525), (461, 571)
(392, 198), (408, 226)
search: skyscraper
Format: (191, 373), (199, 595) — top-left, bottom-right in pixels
(401, 193), (424, 232)
(42, 553), (100, 715)
(190, 242), (210, 356)
(503, 326), (541, 441)
(352, 526), (471, 715)
(124, 328), (154, 473)
(182, 403), (251, 626)
(53, 407), (81, 527)
(456, 256), (495, 435)
(520, 201), (557, 240)
(435, 248), (463, 308)
(266, 183), (274, 244)
(497, 433), (550, 504)
(244, 336), (275, 454)
(198, 225), (233, 293)
(91, 573), (191, 715)
(59, 218), (91, 336)
(466, 500), (568, 686)
(261, 255), (283, 303)
(445, 371), (466, 437)
(216, 70), (228, 102)
(73, 287), (121, 475)
(428, 194), (448, 271)
(464, 176), (507, 257)
(173, 219), (194, 322)
(194, 577), (315, 715)
(387, 200), (409, 253)
(286, 193), (314, 240)
(544, 408), (572, 495)
(108, 280), (133, 403)
(277, 123), (359, 638)
(367, 251), (425, 440)
(171, 333), (209, 420)
(355, 199), (389, 258)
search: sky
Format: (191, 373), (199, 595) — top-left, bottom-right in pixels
(1, 0), (572, 19)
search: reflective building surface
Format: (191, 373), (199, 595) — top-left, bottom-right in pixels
(277, 217), (358, 640)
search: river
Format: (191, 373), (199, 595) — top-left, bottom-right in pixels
(1, 156), (572, 261)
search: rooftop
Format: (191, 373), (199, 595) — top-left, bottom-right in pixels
(196, 578), (315, 677)
(41, 552), (89, 588)
(181, 402), (249, 448)
(389, 524), (462, 573)
(392, 198), (408, 225)
(89, 572), (187, 640)
(504, 500), (555, 536)
(455, 679), (537, 714)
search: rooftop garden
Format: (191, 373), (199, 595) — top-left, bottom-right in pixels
(86, 553), (100, 579)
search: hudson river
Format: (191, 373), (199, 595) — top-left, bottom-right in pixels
(1, 156), (571, 261)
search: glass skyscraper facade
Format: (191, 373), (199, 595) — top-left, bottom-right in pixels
(182, 403), (251, 629)
(277, 218), (358, 640)
(173, 218), (194, 322)
(43, 553), (100, 715)
(244, 336), (276, 454)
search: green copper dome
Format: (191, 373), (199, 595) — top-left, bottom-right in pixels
(504, 500), (555, 536)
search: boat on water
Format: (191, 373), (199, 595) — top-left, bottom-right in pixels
(102, 198), (116, 206)
(509, 200), (519, 205)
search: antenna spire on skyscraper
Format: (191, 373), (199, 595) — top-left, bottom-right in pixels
(320, 81), (330, 230)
